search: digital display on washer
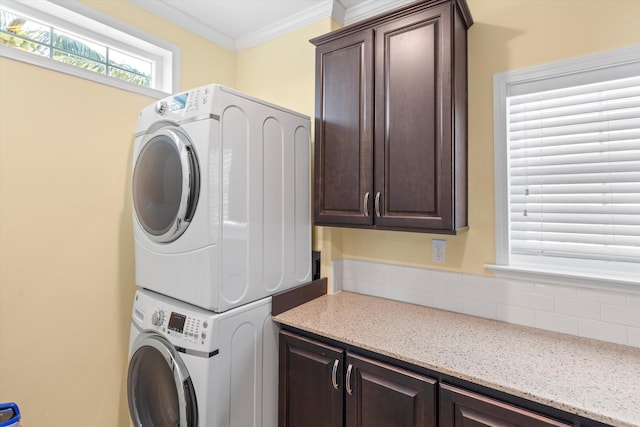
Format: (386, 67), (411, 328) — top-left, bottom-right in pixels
(169, 93), (189, 111)
(168, 312), (186, 333)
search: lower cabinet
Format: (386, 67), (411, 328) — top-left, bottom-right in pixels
(279, 330), (437, 427)
(439, 383), (572, 427)
(279, 330), (596, 427)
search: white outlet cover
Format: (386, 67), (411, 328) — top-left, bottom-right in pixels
(432, 239), (446, 263)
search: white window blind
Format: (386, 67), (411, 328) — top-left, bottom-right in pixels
(490, 45), (640, 290)
(507, 75), (640, 264)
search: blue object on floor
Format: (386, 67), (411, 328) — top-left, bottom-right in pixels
(0, 403), (20, 427)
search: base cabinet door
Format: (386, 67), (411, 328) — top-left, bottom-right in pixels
(438, 384), (572, 427)
(279, 330), (438, 427)
(279, 330), (344, 427)
(345, 353), (437, 427)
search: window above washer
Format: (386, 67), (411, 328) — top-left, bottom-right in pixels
(0, 0), (179, 97)
(488, 45), (640, 293)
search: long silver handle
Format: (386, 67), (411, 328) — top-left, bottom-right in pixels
(346, 363), (354, 395)
(331, 359), (340, 390)
(363, 192), (370, 217)
(374, 192), (381, 217)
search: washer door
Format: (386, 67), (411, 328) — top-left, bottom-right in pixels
(127, 333), (198, 427)
(133, 127), (200, 243)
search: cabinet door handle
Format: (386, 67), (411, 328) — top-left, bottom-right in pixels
(363, 192), (370, 217)
(331, 359), (340, 390)
(346, 363), (354, 395)
(374, 192), (381, 217)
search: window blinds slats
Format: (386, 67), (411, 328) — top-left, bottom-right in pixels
(507, 73), (640, 263)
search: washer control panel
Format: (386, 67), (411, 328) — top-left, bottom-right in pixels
(132, 289), (217, 352)
(149, 308), (210, 345)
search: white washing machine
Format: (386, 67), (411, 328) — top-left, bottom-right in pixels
(132, 84), (311, 312)
(127, 288), (278, 427)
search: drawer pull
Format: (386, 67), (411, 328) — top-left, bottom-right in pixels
(346, 363), (354, 395)
(331, 359), (340, 390)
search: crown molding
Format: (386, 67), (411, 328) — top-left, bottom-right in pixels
(236, 0), (334, 51)
(129, 0), (418, 52)
(343, 0), (415, 25)
(129, 0), (236, 50)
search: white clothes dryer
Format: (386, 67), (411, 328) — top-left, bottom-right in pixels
(132, 84), (312, 312)
(127, 288), (278, 427)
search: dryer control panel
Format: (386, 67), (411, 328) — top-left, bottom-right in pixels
(151, 85), (215, 121)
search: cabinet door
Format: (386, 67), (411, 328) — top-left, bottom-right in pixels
(439, 384), (572, 427)
(373, 3), (454, 231)
(314, 29), (374, 226)
(279, 330), (344, 427)
(345, 353), (437, 427)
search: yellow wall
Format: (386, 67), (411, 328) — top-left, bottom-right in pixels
(0, 1), (234, 426)
(0, 1), (638, 427)
(330, 0), (640, 276)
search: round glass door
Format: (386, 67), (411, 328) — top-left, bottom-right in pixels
(127, 334), (198, 427)
(133, 128), (200, 243)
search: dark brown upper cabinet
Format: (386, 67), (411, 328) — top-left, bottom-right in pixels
(312, 0), (472, 234)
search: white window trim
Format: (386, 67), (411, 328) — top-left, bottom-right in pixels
(487, 45), (640, 294)
(1, 0), (179, 98)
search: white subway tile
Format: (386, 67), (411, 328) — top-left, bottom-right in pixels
(338, 258), (640, 348)
(496, 304), (535, 327)
(578, 318), (628, 346)
(601, 304), (640, 327)
(432, 293), (463, 313)
(431, 270), (463, 285)
(446, 280), (479, 299)
(378, 261), (403, 279)
(555, 298), (600, 320)
(477, 280), (513, 305)
(409, 291), (434, 308)
(332, 259), (344, 292)
(397, 266), (438, 293)
(628, 295), (640, 309)
(534, 283), (577, 299)
(628, 327), (640, 348)
(462, 298), (497, 320)
(535, 311), (579, 335)
(463, 274), (495, 288)
(512, 292), (555, 312)
(577, 288), (627, 306)
(497, 277), (536, 293)
(401, 266), (433, 285)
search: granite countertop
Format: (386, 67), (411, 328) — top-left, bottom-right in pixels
(273, 291), (640, 427)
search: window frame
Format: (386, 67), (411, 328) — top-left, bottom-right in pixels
(488, 45), (640, 293)
(0, 0), (179, 98)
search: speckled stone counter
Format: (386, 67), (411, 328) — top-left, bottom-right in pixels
(273, 291), (640, 427)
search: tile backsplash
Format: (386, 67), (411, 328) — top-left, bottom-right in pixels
(334, 258), (640, 348)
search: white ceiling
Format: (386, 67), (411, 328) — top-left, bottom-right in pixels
(129, 0), (416, 51)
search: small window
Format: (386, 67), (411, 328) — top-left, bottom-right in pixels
(0, 0), (178, 97)
(489, 45), (640, 291)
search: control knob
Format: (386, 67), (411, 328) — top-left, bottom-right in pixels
(154, 100), (168, 115)
(151, 310), (165, 326)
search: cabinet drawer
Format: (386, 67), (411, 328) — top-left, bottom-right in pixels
(439, 384), (572, 427)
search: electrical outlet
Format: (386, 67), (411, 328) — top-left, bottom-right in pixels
(432, 239), (446, 263)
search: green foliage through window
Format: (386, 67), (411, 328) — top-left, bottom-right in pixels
(1, 8), (152, 88)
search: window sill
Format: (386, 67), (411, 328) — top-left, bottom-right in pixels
(485, 263), (640, 295)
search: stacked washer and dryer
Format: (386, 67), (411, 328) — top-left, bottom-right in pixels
(127, 84), (311, 427)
